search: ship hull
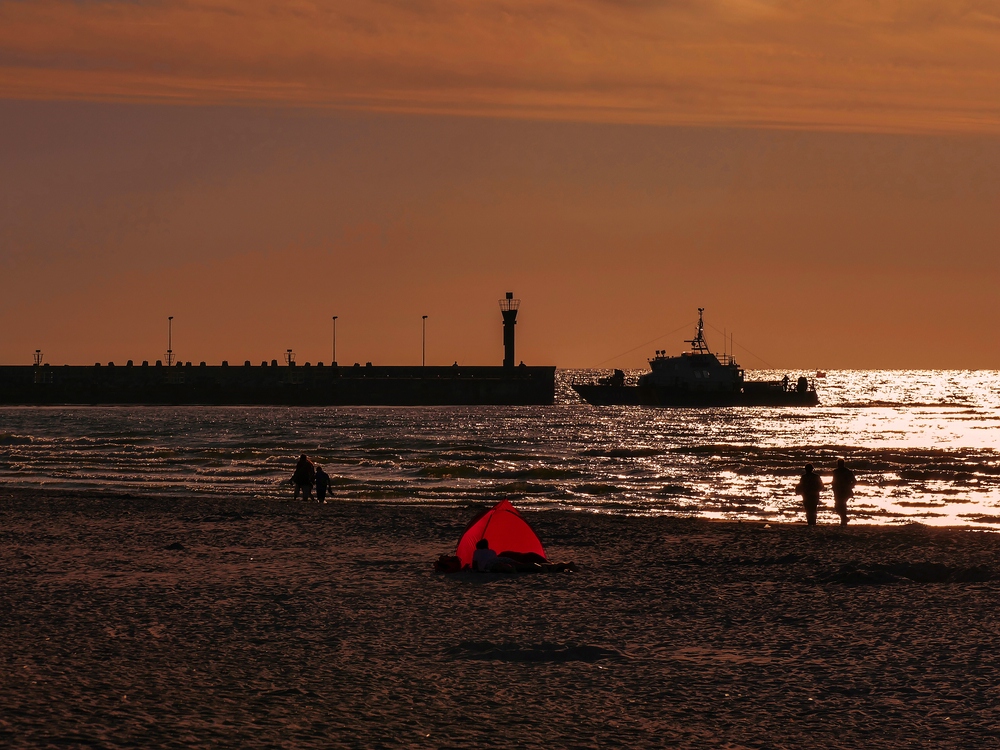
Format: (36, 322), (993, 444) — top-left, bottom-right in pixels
(573, 383), (818, 407)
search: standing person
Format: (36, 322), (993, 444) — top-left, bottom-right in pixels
(314, 465), (331, 503)
(831, 458), (857, 526)
(292, 454), (315, 500)
(795, 464), (824, 526)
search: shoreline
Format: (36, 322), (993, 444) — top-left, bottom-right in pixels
(2, 483), (997, 533)
(3, 487), (1000, 748)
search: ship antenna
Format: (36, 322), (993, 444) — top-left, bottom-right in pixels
(685, 308), (710, 354)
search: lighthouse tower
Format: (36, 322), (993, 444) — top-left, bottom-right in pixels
(499, 292), (520, 368)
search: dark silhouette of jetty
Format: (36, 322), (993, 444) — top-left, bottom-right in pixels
(1, 294), (555, 406)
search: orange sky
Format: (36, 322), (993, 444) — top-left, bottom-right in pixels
(1, 2), (999, 368)
(4, 1), (1000, 134)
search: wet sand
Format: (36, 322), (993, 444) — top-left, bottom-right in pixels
(2, 488), (999, 749)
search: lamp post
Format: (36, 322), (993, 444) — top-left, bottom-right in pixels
(332, 316), (338, 366)
(422, 315), (428, 367)
(166, 316), (174, 366)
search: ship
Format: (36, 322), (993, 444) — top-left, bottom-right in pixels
(573, 309), (818, 407)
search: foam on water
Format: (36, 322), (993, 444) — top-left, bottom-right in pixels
(1, 370), (999, 526)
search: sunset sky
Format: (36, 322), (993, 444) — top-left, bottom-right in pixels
(1, 1), (998, 368)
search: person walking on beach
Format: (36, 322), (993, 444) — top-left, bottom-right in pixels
(292, 454), (316, 500)
(795, 464), (824, 526)
(314, 465), (331, 503)
(831, 458), (857, 526)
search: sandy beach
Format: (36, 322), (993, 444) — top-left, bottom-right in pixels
(2, 489), (999, 749)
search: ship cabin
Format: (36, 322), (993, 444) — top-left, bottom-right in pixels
(638, 309), (744, 392)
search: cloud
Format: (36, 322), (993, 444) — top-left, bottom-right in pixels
(1, 0), (999, 133)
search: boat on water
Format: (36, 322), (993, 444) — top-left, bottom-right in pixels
(573, 309), (819, 407)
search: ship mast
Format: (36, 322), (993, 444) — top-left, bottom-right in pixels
(685, 308), (710, 354)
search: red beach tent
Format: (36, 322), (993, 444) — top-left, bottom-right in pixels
(456, 500), (547, 569)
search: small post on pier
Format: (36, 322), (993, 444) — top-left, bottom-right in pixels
(33, 349), (43, 366)
(499, 292), (520, 368)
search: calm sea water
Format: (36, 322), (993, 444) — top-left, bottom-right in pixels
(2, 370), (999, 526)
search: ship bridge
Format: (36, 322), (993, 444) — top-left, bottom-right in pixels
(642, 309), (743, 391)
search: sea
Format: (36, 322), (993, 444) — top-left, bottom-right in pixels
(1, 370), (999, 527)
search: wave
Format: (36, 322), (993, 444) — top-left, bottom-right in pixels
(837, 401), (973, 409)
(581, 447), (665, 458)
(897, 469), (980, 481)
(415, 464), (581, 480)
(653, 484), (697, 497)
(573, 483), (625, 496)
(488, 481), (560, 495)
(414, 464), (486, 479)
(513, 467), (581, 480)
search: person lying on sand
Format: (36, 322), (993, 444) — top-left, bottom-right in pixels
(471, 539), (577, 574)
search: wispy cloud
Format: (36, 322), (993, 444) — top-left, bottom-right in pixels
(1, 0), (999, 133)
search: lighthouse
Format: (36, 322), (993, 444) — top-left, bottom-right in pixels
(499, 292), (519, 368)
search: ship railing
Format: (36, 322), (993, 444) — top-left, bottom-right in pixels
(742, 381), (786, 394)
(743, 376), (817, 394)
(573, 370), (637, 387)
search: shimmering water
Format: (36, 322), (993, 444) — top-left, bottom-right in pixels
(2, 370), (999, 526)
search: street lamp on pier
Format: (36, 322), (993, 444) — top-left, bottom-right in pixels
(332, 316), (338, 366)
(166, 316), (174, 366)
(422, 315), (428, 367)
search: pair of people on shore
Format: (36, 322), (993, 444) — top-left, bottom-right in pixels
(796, 459), (856, 526)
(292, 454), (332, 502)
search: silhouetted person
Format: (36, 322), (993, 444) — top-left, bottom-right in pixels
(292, 454), (315, 500)
(314, 465), (331, 503)
(795, 464), (824, 526)
(471, 538), (577, 573)
(831, 458), (857, 526)
(472, 538), (501, 572)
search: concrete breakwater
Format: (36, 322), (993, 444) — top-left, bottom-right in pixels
(0, 362), (556, 406)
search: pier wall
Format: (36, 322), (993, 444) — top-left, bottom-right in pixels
(0, 363), (556, 406)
